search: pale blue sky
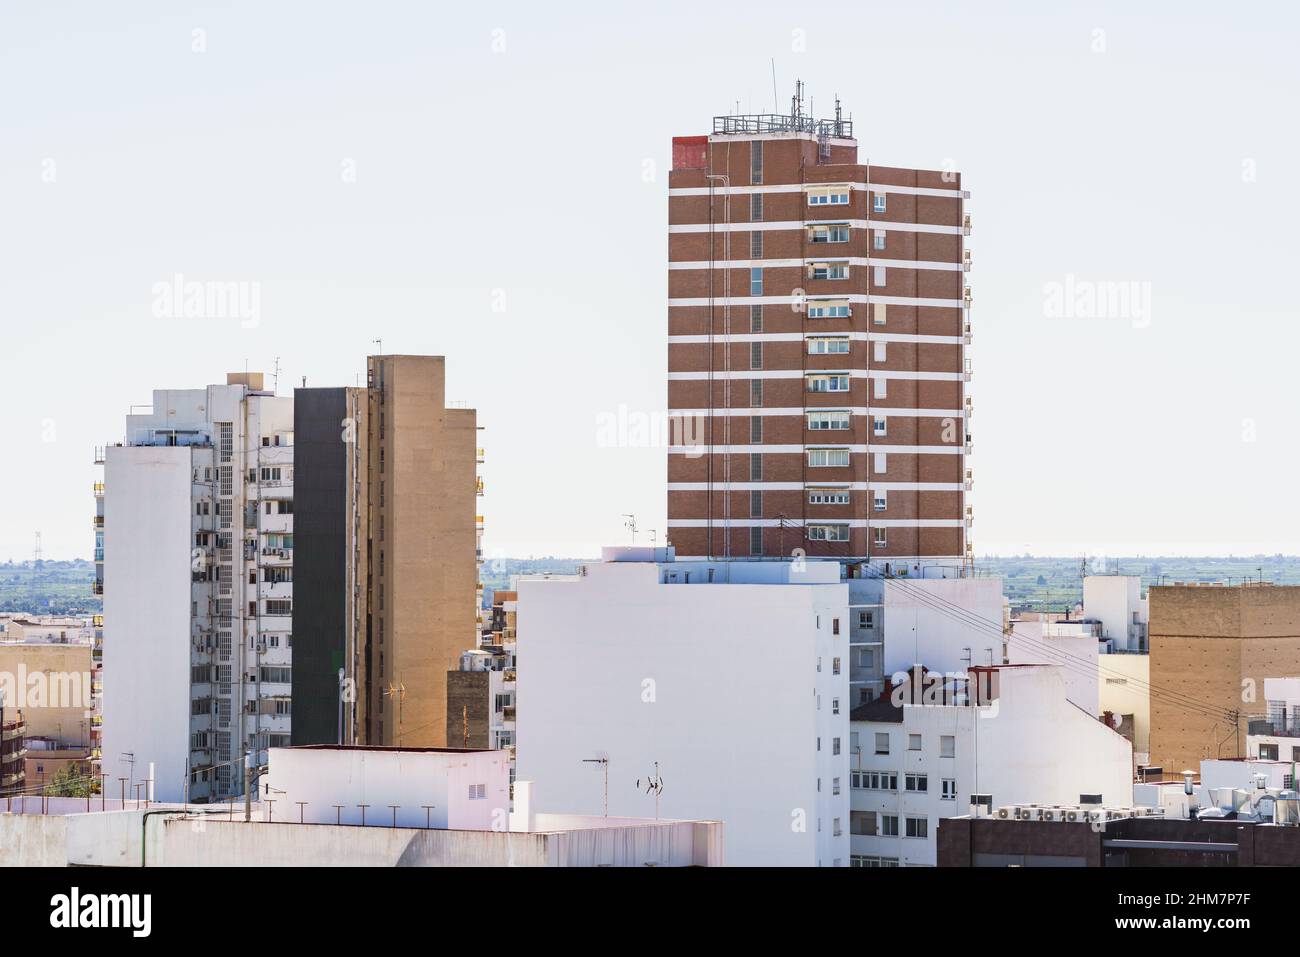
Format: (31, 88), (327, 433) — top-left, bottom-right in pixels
(2, 1), (1296, 560)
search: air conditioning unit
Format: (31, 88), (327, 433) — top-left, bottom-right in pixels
(995, 806), (1014, 820)
(1064, 810), (1080, 823)
(1036, 808), (1056, 822)
(1012, 806), (1032, 821)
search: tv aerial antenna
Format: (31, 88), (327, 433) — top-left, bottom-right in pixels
(636, 762), (664, 819)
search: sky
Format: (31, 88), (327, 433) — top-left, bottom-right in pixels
(1, 1), (1297, 561)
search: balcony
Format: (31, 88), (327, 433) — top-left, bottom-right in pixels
(93, 481), (105, 498)
(501, 706), (516, 722)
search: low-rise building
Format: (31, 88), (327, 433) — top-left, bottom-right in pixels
(516, 547), (850, 867)
(849, 663), (1132, 866)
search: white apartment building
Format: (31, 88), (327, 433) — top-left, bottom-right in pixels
(1083, 574), (1149, 652)
(849, 663), (1133, 866)
(100, 372), (293, 804)
(515, 546), (850, 867)
(847, 573), (1005, 708)
(1007, 617), (1100, 713)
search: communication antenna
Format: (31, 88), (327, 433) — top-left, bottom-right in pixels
(272, 357), (281, 392)
(582, 757), (610, 816)
(770, 59), (778, 113)
(622, 513), (638, 545)
(372, 338), (383, 356)
(636, 762), (665, 819)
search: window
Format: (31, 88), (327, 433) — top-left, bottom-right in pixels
(749, 526), (763, 555)
(905, 816), (928, 839)
(831, 658), (841, 675)
(905, 773), (928, 793)
(873, 491), (887, 511)
(832, 618), (840, 635)
(942, 778), (957, 801)
(808, 523), (849, 542)
(873, 192), (887, 213)
(265, 599), (292, 616)
(873, 452), (887, 474)
(810, 262), (849, 280)
(808, 488), (850, 506)
(749, 415), (762, 443)
(749, 488), (762, 517)
(807, 301), (851, 319)
(854, 770), (897, 791)
(1259, 743), (1280, 761)
(873, 230), (886, 251)
(873, 265), (886, 287)
(750, 267), (763, 295)
(909, 734), (922, 751)
(857, 612), (874, 631)
(851, 811), (876, 835)
(873, 340), (887, 363)
(873, 302), (886, 325)
(807, 410), (850, 431)
(807, 374), (850, 393)
(750, 191), (763, 220)
(833, 818), (842, 837)
(750, 304), (763, 332)
(750, 141), (763, 185)
(808, 189), (850, 206)
(468, 783), (487, 800)
(872, 416), (887, 436)
(750, 379), (763, 406)
(874, 528), (888, 548)
(807, 336), (850, 355)
(749, 453), (762, 480)
(750, 230), (763, 259)
(808, 448), (850, 468)
(809, 223), (850, 243)
(940, 735), (956, 758)
(874, 732), (890, 755)
(881, 814), (899, 837)
(873, 377), (887, 398)
(750, 341), (763, 369)
(832, 697), (840, 715)
(832, 737), (841, 755)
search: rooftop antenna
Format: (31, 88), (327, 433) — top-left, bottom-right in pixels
(770, 59), (778, 113)
(272, 356), (281, 392)
(372, 338), (383, 356)
(582, 757), (609, 816)
(636, 762), (664, 819)
(622, 513), (638, 545)
(835, 95), (843, 133)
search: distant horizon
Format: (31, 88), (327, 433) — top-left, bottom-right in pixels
(12, 552), (1300, 564)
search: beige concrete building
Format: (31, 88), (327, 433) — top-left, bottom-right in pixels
(292, 355), (479, 751)
(363, 356), (478, 747)
(1149, 583), (1300, 775)
(0, 641), (94, 746)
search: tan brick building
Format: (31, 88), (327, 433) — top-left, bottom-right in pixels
(667, 87), (972, 564)
(1149, 583), (1300, 774)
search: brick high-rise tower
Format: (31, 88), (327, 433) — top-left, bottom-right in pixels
(667, 88), (972, 568)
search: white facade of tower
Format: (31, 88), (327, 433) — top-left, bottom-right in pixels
(101, 378), (293, 803)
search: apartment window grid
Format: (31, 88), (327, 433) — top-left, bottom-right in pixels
(749, 526), (763, 555)
(750, 379), (763, 407)
(750, 341), (763, 370)
(750, 415), (762, 443)
(750, 267), (763, 296)
(750, 141), (763, 185)
(750, 230), (763, 259)
(218, 423), (233, 463)
(750, 489), (762, 518)
(749, 453), (762, 481)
